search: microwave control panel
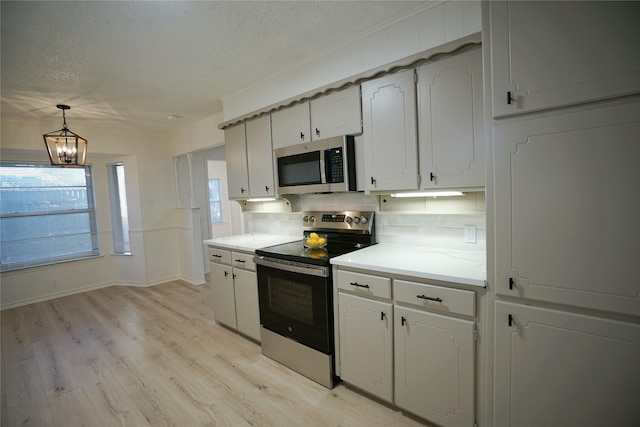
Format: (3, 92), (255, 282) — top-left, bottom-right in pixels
(325, 148), (344, 183)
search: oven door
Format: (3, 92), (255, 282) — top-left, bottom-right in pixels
(255, 258), (333, 354)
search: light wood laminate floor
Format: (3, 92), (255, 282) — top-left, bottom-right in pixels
(1, 280), (430, 426)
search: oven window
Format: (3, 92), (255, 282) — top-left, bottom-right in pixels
(257, 263), (332, 354)
(268, 277), (313, 325)
(278, 152), (321, 186)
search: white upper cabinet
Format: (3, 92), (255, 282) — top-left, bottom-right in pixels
(362, 69), (419, 192)
(493, 100), (640, 316)
(245, 115), (275, 198)
(418, 48), (484, 189)
(225, 116), (275, 199)
(272, 86), (362, 149)
(224, 123), (249, 199)
(489, 1), (640, 118)
(310, 85), (362, 140)
(271, 103), (311, 149)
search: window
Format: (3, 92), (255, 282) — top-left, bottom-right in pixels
(208, 178), (223, 224)
(0, 162), (99, 271)
(107, 163), (131, 254)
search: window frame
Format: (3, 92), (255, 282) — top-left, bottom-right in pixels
(0, 161), (100, 271)
(208, 178), (223, 225)
(106, 162), (131, 255)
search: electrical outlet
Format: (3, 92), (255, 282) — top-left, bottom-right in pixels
(52, 280), (58, 287)
(464, 225), (477, 243)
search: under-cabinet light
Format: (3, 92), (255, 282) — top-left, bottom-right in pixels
(246, 197), (277, 202)
(390, 191), (464, 198)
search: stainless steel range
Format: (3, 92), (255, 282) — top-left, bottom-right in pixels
(254, 210), (375, 388)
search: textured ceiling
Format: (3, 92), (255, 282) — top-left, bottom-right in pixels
(1, 1), (426, 132)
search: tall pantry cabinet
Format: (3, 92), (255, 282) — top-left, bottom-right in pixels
(485, 1), (640, 426)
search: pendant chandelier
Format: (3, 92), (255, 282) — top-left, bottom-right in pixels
(43, 104), (88, 167)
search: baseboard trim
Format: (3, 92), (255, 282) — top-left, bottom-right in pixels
(1, 281), (114, 311)
(1, 275), (204, 310)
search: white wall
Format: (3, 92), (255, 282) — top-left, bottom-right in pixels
(221, 0), (481, 121)
(169, 111), (225, 157)
(0, 118), (180, 308)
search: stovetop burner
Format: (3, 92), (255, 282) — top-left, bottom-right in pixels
(255, 210), (375, 266)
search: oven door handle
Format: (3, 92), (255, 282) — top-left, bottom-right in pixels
(254, 256), (329, 278)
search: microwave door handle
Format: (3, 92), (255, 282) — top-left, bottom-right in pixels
(319, 148), (327, 184)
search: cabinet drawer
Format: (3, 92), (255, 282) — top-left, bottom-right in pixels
(394, 280), (475, 317)
(231, 251), (255, 271)
(337, 270), (391, 300)
(207, 247), (231, 264)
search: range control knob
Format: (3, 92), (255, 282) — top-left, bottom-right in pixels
(360, 216), (368, 224)
(302, 215), (309, 223)
(353, 216), (361, 224)
(346, 216), (353, 224)
(309, 216), (315, 223)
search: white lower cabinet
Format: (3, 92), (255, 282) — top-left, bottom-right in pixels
(395, 306), (475, 427)
(210, 261), (237, 329)
(233, 268), (260, 341)
(338, 292), (393, 402)
(337, 269), (478, 427)
(208, 246), (260, 342)
(495, 301), (640, 427)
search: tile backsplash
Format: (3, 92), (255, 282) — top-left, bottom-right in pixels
(241, 192), (485, 253)
(376, 212), (485, 252)
(243, 211), (302, 235)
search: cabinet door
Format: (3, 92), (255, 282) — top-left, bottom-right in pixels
(362, 69), (419, 192)
(271, 103), (311, 149)
(233, 269), (260, 342)
(418, 48), (484, 189)
(495, 301), (640, 427)
(494, 101), (640, 316)
(395, 306), (474, 427)
(245, 115), (275, 198)
(224, 123), (249, 199)
(338, 292), (393, 402)
(310, 85), (362, 140)
(489, 1), (640, 118)
(210, 262), (237, 329)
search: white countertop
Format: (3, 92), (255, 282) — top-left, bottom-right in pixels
(204, 234), (301, 252)
(331, 244), (486, 287)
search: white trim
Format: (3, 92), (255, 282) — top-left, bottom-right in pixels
(0, 273), (202, 310)
(0, 281), (114, 310)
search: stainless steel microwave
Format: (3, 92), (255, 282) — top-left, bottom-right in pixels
(275, 135), (356, 195)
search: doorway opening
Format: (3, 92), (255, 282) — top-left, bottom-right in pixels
(206, 159), (242, 238)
